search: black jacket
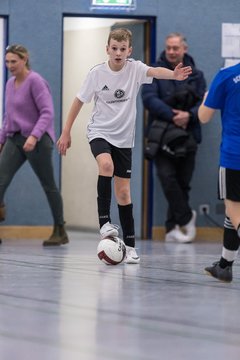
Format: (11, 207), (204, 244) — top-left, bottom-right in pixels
(142, 51), (207, 143)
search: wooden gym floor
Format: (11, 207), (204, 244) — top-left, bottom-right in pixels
(0, 230), (240, 360)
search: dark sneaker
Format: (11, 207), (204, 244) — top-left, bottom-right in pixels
(43, 225), (69, 246)
(205, 261), (232, 282)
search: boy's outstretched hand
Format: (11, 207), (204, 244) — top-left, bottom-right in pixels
(57, 131), (71, 156)
(174, 62), (192, 80)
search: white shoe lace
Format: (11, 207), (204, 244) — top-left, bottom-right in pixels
(100, 222), (120, 239)
(111, 224), (120, 231)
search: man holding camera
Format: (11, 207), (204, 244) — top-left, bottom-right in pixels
(142, 32), (206, 242)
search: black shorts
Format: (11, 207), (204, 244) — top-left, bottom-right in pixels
(90, 138), (132, 178)
(218, 166), (240, 201)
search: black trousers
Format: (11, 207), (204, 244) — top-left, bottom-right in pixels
(0, 133), (64, 225)
(154, 150), (197, 232)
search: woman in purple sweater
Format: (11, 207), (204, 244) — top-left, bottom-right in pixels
(0, 44), (68, 246)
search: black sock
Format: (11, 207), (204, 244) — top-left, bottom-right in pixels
(219, 219), (240, 268)
(219, 257), (234, 268)
(97, 175), (112, 228)
(118, 203), (135, 247)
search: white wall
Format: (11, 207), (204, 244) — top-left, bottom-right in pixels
(62, 26), (110, 230)
(62, 18), (145, 233)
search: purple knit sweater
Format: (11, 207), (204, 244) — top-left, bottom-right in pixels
(0, 70), (56, 144)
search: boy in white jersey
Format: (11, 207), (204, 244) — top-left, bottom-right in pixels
(57, 28), (192, 264)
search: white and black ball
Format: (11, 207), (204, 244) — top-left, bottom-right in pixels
(97, 237), (126, 265)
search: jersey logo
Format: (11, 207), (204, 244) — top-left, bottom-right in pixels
(233, 75), (240, 84)
(114, 89), (125, 99)
(102, 85), (109, 91)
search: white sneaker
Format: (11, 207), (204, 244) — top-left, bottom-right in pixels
(124, 245), (140, 264)
(183, 210), (197, 241)
(100, 221), (119, 239)
(165, 226), (193, 244)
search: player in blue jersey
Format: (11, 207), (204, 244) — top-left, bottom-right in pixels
(198, 62), (240, 282)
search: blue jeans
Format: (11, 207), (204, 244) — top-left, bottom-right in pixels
(0, 133), (64, 225)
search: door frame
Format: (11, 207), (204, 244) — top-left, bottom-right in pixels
(61, 14), (156, 239)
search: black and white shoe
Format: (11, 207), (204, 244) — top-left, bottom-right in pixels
(205, 261), (232, 282)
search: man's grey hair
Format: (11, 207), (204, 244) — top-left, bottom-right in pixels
(166, 32), (188, 48)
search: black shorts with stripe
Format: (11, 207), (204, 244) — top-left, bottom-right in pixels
(218, 166), (240, 201)
(90, 138), (132, 178)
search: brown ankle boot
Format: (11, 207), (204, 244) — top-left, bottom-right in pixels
(42, 224), (69, 246)
(0, 203), (6, 222)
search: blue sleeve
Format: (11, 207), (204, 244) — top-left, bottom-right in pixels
(205, 71), (226, 110)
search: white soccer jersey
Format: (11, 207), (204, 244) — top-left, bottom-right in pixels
(77, 59), (153, 148)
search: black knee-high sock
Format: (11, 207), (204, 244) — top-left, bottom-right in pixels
(219, 217), (240, 268)
(118, 203), (135, 247)
(97, 175), (112, 228)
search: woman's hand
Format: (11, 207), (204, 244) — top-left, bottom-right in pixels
(23, 135), (38, 152)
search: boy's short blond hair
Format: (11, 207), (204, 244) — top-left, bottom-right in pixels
(107, 28), (132, 47)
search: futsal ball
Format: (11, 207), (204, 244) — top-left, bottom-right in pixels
(97, 237), (126, 265)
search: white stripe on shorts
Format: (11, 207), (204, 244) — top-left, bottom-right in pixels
(219, 166), (226, 199)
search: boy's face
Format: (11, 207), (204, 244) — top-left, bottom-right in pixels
(106, 39), (132, 71)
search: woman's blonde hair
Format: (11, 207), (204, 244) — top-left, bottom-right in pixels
(6, 44), (30, 69)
